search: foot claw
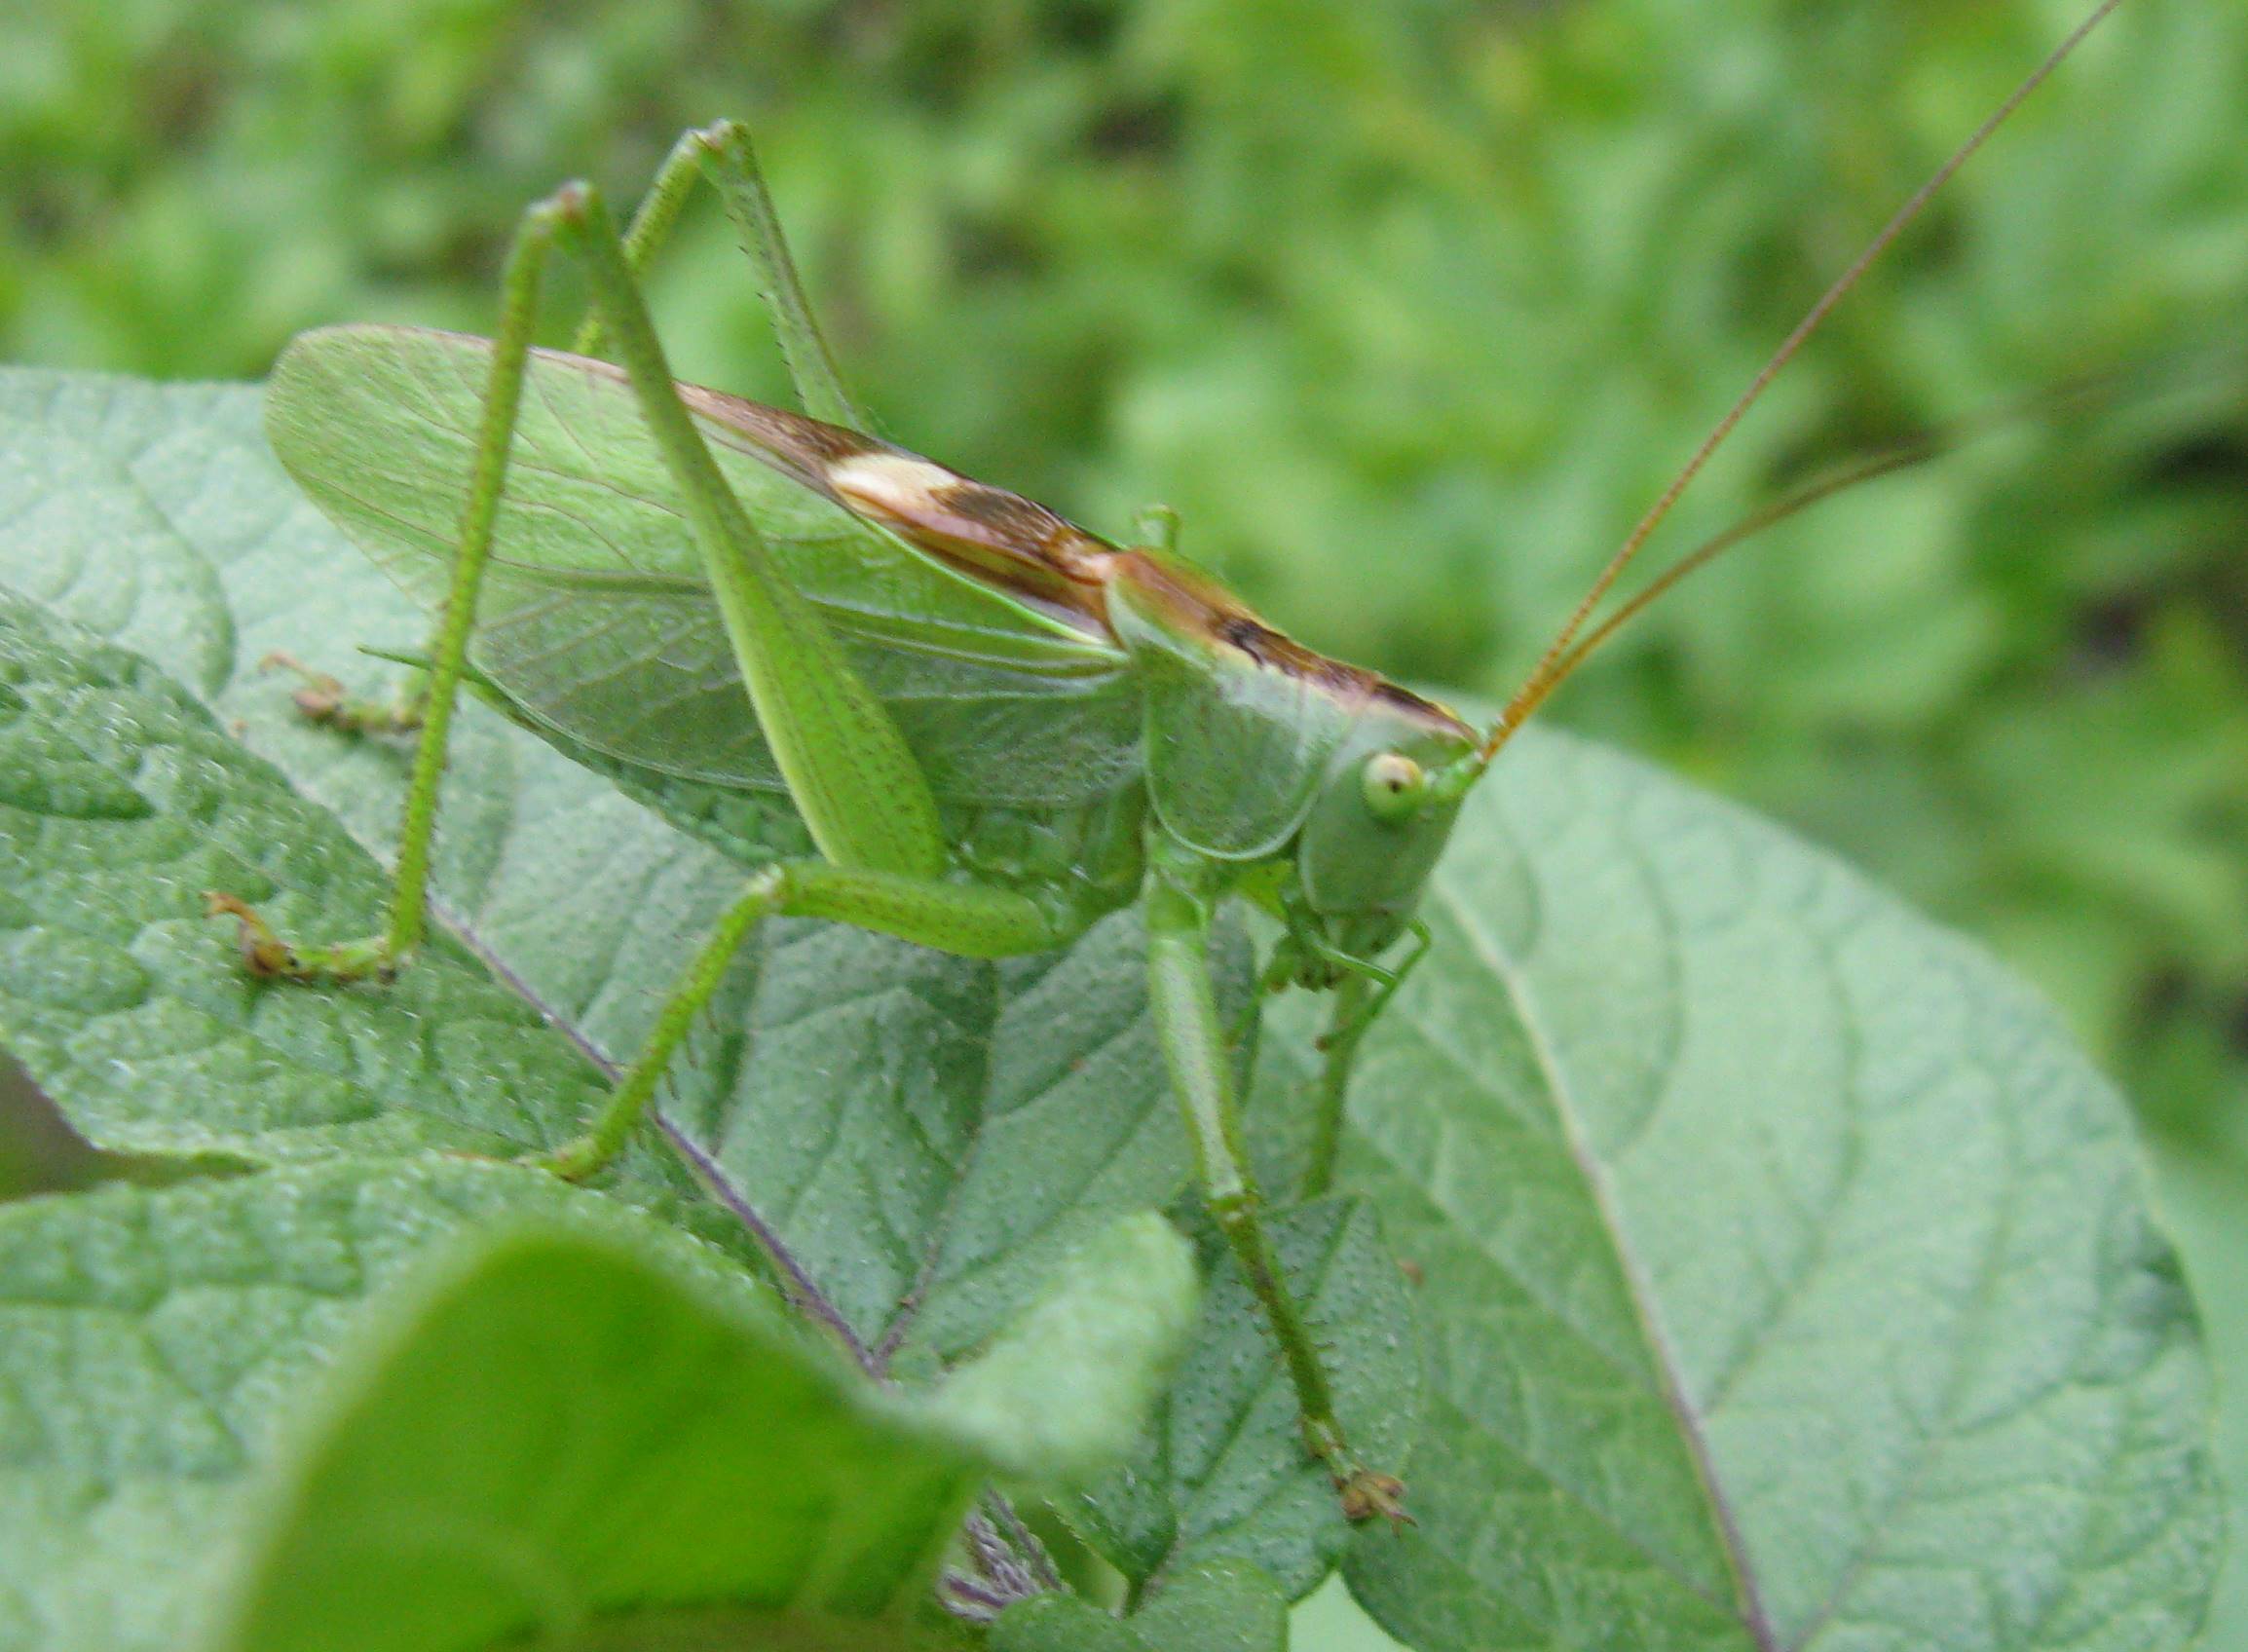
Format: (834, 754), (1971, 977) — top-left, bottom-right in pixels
(259, 652), (345, 723)
(1337, 1467), (1411, 1529)
(523, 1136), (607, 1183)
(203, 890), (303, 978)
(260, 651), (422, 735)
(202, 894), (395, 984)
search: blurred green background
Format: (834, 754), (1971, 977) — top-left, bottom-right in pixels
(1, 0), (2245, 1638)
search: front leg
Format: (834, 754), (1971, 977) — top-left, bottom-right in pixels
(1141, 833), (1406, 1524)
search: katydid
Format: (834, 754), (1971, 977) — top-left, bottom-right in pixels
(207, 0), (2125, 1522)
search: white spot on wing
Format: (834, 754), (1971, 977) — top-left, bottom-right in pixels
(828, 452), (959, 521)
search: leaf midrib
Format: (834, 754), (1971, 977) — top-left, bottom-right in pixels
(1425, 871), (1780, 1651)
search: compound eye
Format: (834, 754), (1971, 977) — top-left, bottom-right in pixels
(1361, 752), (1426, 822)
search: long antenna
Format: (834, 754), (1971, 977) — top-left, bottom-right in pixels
(1535, 349), (2198, 701)
(1479, 0), (2129, 762)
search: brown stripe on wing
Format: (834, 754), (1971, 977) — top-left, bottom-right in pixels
(673, 380), (879, 491)
(672, 378), (1117, 634)
(822, 450), (1118, 621)
(1115, 550), (1475, 739)
(543, 352), (877, 491)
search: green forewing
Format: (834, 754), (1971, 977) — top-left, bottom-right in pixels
(265, 325), (1141, 807)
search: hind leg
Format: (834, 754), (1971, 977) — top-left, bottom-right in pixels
(571, 121), (864, 432)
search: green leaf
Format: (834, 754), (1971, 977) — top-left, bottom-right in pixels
(211, 1220), (981, 1652)
(672, 893), (1277, 1371)
(0, 533), (769, 1254)
(1289, 1577), (1410, 1652)
(2148, 1139), (2248, 1652)
(212, 1206), (1197, 1652)
(933, 1211), (1199, 1488)
(0, 1157), (652, 1652)
(993, 1559), (1288, 1652)
(0, 368), (767, 1141)
(0, 587), (619, 1166)
(0, 584), (751, 1262)
(1272, 731), (2218, 1652)
(0, 1145), (1192, 1652)
(1067, 1198), (1419, 1602)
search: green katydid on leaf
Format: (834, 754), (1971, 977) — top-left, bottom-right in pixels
(192, 2), (2140, 1544)
(235, 122), (1480, 1522)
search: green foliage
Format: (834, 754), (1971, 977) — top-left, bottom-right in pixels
(0, 1153), (1183, 1652)
(929, 1211), (1199, 1488)
(214, 1213), (980, 1650)
(0, 1160), (598, 1650)
(0, 580), (627, 1168)
(994, 1559), (1289, 1651)
(219, 1212), (1193, 1651)
(0, 369), (2216, 1647)
(2151, 1141), (2248, 1651)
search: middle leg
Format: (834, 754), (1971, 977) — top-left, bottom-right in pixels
(1141, 833), (1407, 1524)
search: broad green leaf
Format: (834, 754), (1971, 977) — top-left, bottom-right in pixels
(0, 1144), (1190, 1652)
(1067, 1199), (1419, 1602)
(1290, 1577), (1411, 1652)
(993, 1558), (1288, 1652)
(932, 1211), (1199, 1488)
(1256, 731), (2218, 1652)
(210, 1222), (979, 1652)
(213, 1207), (1195, 1652)
(0, 369), (762, 1121)
(656, 895), (1258, 1366)
(0, 1157), (652, 1652)
(2148, 1140), (2248, 1652)
(0, 589), (596, 1164)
